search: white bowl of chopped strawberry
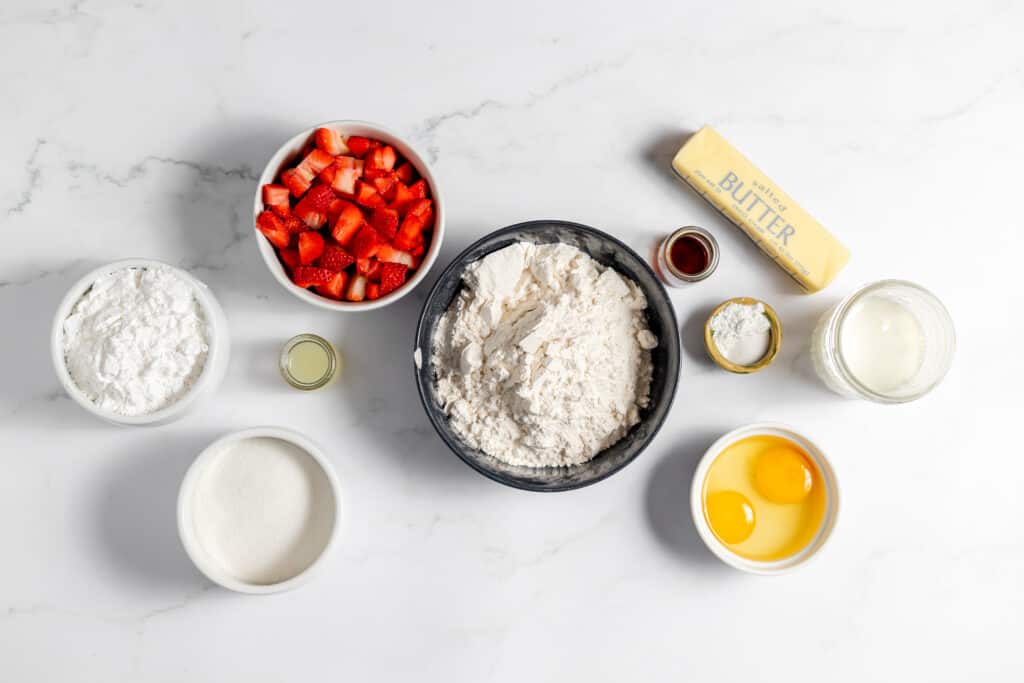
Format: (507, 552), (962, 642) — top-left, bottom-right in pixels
(253, 121), (444, 310)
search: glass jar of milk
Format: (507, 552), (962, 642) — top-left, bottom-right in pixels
(811, 280), (955, 403)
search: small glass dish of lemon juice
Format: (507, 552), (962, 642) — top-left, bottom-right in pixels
(280, 334), (341, 390)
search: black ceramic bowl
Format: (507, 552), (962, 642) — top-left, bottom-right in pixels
(414, 220), (680, 492)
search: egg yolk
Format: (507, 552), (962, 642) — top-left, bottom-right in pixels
(705, 490), (756, 544)
(753, 447), (814, 504)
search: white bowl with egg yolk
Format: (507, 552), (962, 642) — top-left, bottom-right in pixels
(690, 423), (840, 574)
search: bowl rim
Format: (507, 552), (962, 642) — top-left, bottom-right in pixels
(413, 219), (681, 492)
(176, 426), (344, 595)
(50, 258), (230, 426)
(689, 422), (841, 574)
(253, 119), (445, 312)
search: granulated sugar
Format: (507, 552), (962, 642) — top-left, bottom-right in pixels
(191, 437), (336, 585)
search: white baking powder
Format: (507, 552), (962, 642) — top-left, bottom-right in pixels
(432, 242), (657, 468)
(191, 437), (335, 585)
(709, 301), (771, 366)
(62, 266), (209, 416)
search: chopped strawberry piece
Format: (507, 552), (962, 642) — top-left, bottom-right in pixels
(370, 207), (400, 239)
(278, 248), (301, 271)
(402, 198), (432, 219)
(393, 213), (426, 251)
(281, 168), (312, 197)
(256, 211), (290, 248)
(394, 162), (415, 184)
(366, 282), (381, 300)
(354, 181), (385, 208)
(283, 216), (308, 233)
(314, 127), (348, 156)
(365, 145), (397, 172)
(298, 231), (325, 265)
(318, 164), (337, 186)
(410, 243), (425, 258)
(376, 244), (415, 268)
(333, 155), (364, 171)
(420, 205), (435, 231)
(346, 136), (372, 158)
(321, 157), (362, 195)
(379, 262), (409, 295)
(350, 225), (383, 259)
(408, 179), (428, 200)
(316, 270), (348, 300)
(390, 182), (415, 208)
(292, 266), (336, 289)
(293, 185), (335, 228)
(329, 166), (360, 195)
(298, 148), (334, 176)
(318, 244), (355, 272)
(262, 184), (291, 217)
(362, 167), (391, 180)
(356, 257), (382, 281)
(371, 175), (395, 198)
(364, 147), (382, 170)
(345, 274), (367, 301)
(326, 198), (345, 224)
(305, 184), (335, 210)
(330, 202), (364, 245)
(381, 178), (399, 202)
(257, 210), (283, 231)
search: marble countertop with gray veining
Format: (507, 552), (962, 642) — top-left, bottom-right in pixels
(1, 1), (1021, 680)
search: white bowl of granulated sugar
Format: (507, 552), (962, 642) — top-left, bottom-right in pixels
(50, 258), (230, 426)
(177, 427), (342, 594)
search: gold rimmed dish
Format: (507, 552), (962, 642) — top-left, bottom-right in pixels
(704, 297), (781, 374)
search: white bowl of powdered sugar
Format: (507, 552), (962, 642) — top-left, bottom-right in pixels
(51, 259), (230, 426)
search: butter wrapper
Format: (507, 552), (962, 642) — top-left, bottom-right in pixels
(671, 126), (849, 293)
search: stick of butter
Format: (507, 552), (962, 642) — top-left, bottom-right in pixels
(671, 126), (849, 293)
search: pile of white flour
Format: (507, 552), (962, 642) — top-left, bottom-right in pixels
(432, 242), (658, 468)
(62, 266), (209, 416)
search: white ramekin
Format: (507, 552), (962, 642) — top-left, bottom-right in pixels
(253, 120), (446, 312)
(690, 422), (840, 575)
(50, 258), (230, 427)
(177, 426), (343, 595)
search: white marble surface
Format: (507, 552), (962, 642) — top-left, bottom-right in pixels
(1, 0), (1021, 680)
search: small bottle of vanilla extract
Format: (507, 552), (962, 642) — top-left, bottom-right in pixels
(656, 226), (720, 286)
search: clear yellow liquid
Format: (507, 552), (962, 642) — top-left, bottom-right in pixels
(702, 435), (827, 561)
(287, 341), (332, 385)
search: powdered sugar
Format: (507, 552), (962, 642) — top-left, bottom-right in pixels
(432, 242), (657, 468)
(62, 266), (209, 416)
